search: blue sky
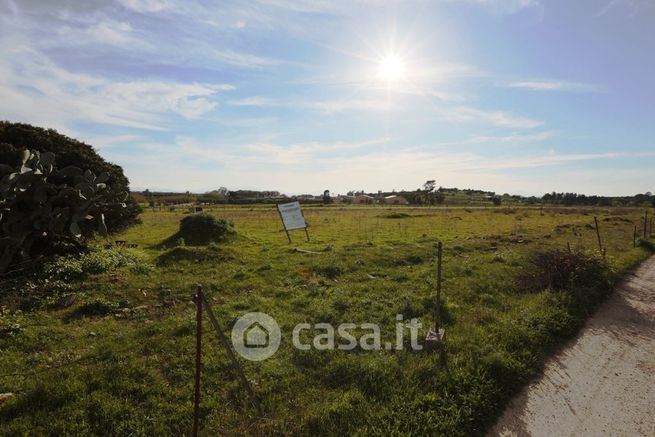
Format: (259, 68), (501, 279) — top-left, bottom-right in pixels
(0, 0), (653, 195)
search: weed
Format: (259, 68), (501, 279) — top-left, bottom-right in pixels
(384, 212), (412, 219)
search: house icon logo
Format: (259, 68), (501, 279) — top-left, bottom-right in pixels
(231, 312), (281, 361)
(244, 322), (269, 348)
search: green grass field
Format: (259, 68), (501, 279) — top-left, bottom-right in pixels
(1, 205), (653, 436)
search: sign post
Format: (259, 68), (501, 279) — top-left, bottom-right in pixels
(276, 201), (310, 243)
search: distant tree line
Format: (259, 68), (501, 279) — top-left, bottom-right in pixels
(541, 192), (655, 207)
(134, 186), (655, 208)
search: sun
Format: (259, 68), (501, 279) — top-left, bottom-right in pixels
(377, 54), (407, 83)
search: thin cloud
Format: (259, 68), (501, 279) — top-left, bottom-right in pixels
(228, 97), (281, 107)
(440, 106), (543, 129)
(310, 98), (394, 114)
(178, 136), (392, 166)
(508, 80), (598, 92)
(596, 0), (654, 17)
(117, 0), (174, 13)
(0, 45), (235, 130)
(449, 0), (540, 14)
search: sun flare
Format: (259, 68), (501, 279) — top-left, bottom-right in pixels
(377, 54), (407, 82)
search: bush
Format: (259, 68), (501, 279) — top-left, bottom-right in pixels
(0, 122), (141, 232)
(384, 212), (411, 219)
(43, 249), (149, 282)
(639, 239), (655, 252)
(0, 149), (128, 273)
(156, 246), (232, 265)
(69, 297), (118, 318)
(516, 249), (610, 293)
(173, 213), (235, 245)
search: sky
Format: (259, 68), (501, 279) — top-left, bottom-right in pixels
(0, 0), (654, 196)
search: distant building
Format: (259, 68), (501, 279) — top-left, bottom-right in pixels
(336, 195), (354, 203)
(352, 194), (375, 204)
(383, 195), (409, 205)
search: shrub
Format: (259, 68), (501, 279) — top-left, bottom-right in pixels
(156, 246), (232, 265)
(173, 213), (235, 245)
(639, 239), (655, 252)
(384, 212), (412, 219)
(42, 249), (149, 282)
(0, 149), (127, 273)
(0, 122), (141, 232)
(69, 297), (118, 318)
(516, 249), (610, 293)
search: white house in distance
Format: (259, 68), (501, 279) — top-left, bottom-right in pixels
(340, 194), (409, 204)
(384, 195), (409, 205)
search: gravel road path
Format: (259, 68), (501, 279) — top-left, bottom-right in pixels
(489, 255), (655, 437)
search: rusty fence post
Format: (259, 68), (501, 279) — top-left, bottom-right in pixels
(594, 216), (604, 257)
(435, 241), (443, 329)
(193, 285), (203, 437)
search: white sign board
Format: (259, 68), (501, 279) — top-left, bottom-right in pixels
(277, 201), (306, 230)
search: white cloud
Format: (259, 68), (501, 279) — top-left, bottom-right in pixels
(449, 0), (540, 14)
(80, 134), (143, 149)
(228, 96), (281, 107)
(310, 98), (394, 114)
(49, 19), (152, 50)
(439, 106), (542, 129)
(0, 45), (234, 131)
(85, 21), (138, 45)
(466, 131), (553, 144)
(209, 48), (281, 68)
(596, 0), (654, 17)
(117, 0), (173, 13)
(256, 0), (339, 14)
(176, 136), (391, 166)
(227, 95), (541, 131)
(508, 80), (597, 92)
(115, 135), (654, 196)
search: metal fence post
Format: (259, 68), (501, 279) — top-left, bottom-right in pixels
(193, 285), (203, 437)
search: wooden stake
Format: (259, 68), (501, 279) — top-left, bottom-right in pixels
(594, 216), (604, 257)
(435, 241), (443, 329)
(300, 207), (310, 242)
(199, 292), (262, 414)
(567, 242), (572, 254)
(634, 225), (637, 248)
(645, 211), (649, 239)
(193, 285), (203, 437)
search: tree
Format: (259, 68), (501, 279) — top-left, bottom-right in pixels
(323, 189), (332, 204)
(0, 122), (140, 231)
(492, 196), (502, 206)
(420, 180), (442, 205)
(0, 149), (126, 273)
(435, 190), (445, 204)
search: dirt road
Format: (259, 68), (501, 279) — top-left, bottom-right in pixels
(489, 255), (655, 437)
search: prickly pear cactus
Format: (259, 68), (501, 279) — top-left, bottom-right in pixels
(0, 149), (126, 273)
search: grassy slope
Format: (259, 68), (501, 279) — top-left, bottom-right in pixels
(1, 205), (653, 436)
